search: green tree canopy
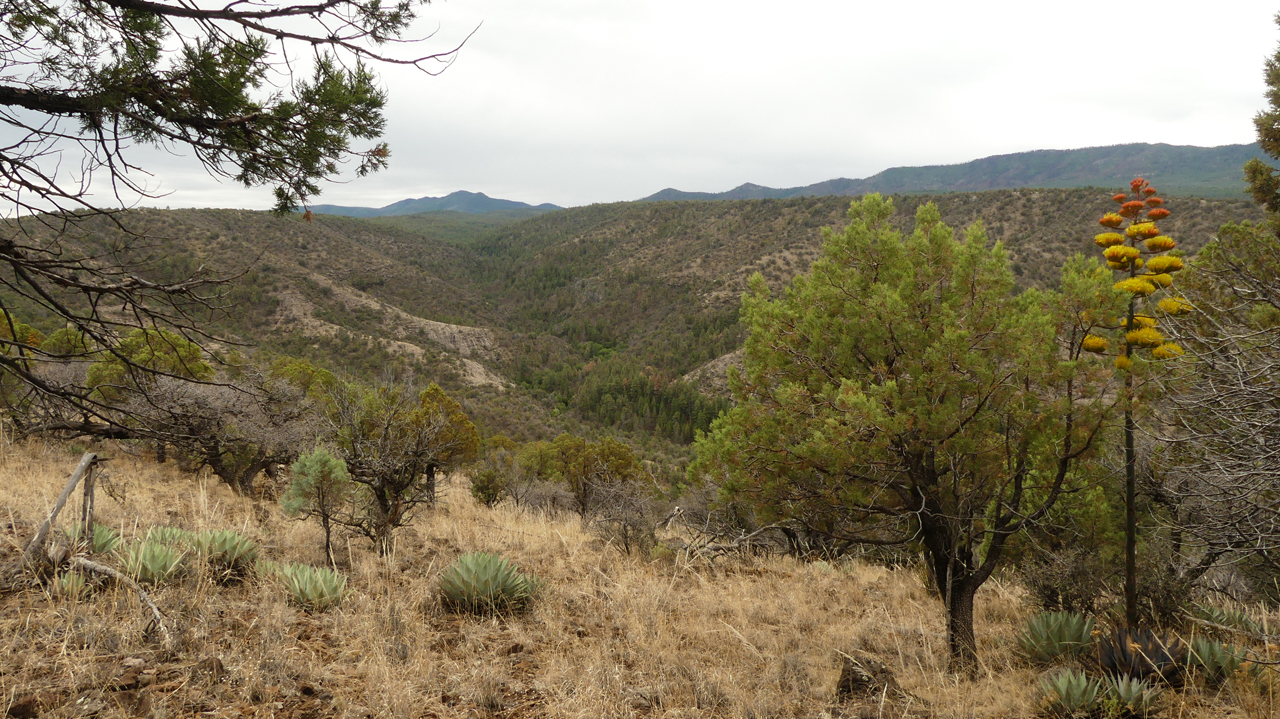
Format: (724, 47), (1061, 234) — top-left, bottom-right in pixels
(690, 196), (1116, 672)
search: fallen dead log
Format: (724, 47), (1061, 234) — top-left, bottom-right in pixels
(69, 556), (172, 649)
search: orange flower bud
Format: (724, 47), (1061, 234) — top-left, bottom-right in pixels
(1142, 186), (1157, 196)
(1113, 193), (1128, 203)
(1147, 208), (1170, 220)
(1131, 178), (1146, 192)
(1145, 197), (1164, 207)
(1099, 213), (1124, 228)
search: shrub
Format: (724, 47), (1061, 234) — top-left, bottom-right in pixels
(438, 552), (538, 615)
(469, 465), (507, 507)
(1037, 668), (1102, 717)
(1018, 612), (1096, 664)
(118, 539), (186, 585)
(1021, 547), (1111, 615)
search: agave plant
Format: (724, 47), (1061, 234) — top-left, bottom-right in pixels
(118, 539), (187, 585)
(191, 529), (259, 573)
(1038, 667), (1102, 718)
(1188, 636), (1255, 688)
(275, 562), (347, 611)
(1195, 604), (1260, 635)
(1098, 628), (1186, 686)
(66, 522), (122, 554)
(145, 525), (194, 548)
(438, 552), (538, 615)
(1019, 612), (1096, 664)
(55, 570), (88, 600)
(1103, 675), (1162, 718)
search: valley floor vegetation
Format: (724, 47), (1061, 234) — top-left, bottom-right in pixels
(2, 440), (1278, 719)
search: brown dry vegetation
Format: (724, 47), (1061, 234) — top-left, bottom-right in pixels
(2, 441), (1277, 719)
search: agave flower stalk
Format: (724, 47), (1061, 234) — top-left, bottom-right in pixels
(1092, 178), (1192, 628)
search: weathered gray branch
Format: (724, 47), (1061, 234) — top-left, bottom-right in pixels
(22, 452), (98, 567)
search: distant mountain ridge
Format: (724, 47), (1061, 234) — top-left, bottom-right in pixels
(312, 190), (560, 217)
(643, 143), (1264, 202)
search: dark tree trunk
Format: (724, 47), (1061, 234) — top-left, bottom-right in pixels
(947, 578), (980, 676)
(320, 513), (336, 568)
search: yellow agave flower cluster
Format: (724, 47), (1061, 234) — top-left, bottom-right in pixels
(1082, 178), (1189, 369)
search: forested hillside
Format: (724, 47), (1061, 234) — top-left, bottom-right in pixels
(646, 143), (1264, 201)
(5, 188), (1260, 451)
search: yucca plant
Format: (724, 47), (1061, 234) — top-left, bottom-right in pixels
(1098, 628), (1186, 686)
(1103, 675), (1163, 718)
(118, 539), (186, 585)
(275, 562), (347, 611)
(1188, 636), (1254, 688)
(1038, 667), (1102, 718)
(190, 529), (258, 573)
(66, 522), (121, 554)
(1019, 611), (1096, 664)
(438, 552), (538, 615)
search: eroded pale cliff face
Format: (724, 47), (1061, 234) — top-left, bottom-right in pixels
(271, 267), (508, 388)
(680, 348), (744, 401)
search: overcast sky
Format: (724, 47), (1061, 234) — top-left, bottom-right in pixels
(136, 0), (1280, 210)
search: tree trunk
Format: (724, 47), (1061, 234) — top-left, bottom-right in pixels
(946, 578), (980, 677)
(321, 513), (336, 569)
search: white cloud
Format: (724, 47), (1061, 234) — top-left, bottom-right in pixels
(83, 1), (1280, 209)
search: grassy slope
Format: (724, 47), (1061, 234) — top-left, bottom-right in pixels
(1, 442), (1276, 718)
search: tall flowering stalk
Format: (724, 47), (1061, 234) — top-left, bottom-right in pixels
(1082, 178), (1191, 628)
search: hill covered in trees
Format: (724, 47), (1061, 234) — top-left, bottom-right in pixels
(8, 188), (1261, 453)
(645, 143), (1263, 202)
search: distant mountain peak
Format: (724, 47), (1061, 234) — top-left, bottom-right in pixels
(311, 191), (561, 217)
(641, 143), (1262, 202)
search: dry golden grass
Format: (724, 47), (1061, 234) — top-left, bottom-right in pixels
(1, 439), (1277, 718)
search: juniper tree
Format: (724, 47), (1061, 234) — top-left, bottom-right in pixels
(690, 196), (1116, 674)
(0, 0), (460, 438)
(325, 381), (478, 554)
(283, 448), (353, 568)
